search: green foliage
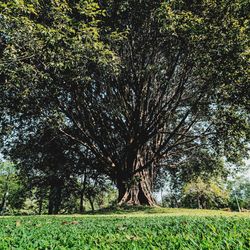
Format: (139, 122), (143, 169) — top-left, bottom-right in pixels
(228, 176), (250, 210)
(155, 148), (230, 208)
(0, 0), (119, 129)
(0, 162), (27, 214)
(182, 177), (229, 209)
(0, 215), (249, 249)
(0, 0), (249, 206)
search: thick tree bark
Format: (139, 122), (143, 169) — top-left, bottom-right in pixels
(117, 170), (156, 206)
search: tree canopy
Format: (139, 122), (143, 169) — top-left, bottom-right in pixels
(0, 0), (249, 206)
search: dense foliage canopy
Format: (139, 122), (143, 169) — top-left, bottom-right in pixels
(0, 0), (249, 206)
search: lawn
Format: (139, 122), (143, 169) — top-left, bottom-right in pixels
(0, 208), (249, 249)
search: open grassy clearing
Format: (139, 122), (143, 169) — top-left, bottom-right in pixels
(84, 207), (250, 217)
(0, 208), (249, 250)
(2, 207), (250, 218)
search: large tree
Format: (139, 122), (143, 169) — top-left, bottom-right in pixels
(1, 0), (249, 205)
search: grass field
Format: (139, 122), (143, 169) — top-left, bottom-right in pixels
(0, 208), (249, 249)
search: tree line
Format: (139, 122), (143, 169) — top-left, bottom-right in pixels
(1, 158), (249, 215)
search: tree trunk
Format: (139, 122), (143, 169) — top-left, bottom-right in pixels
(53, 186), (62, 214)
(79, 191), (85, 214)
(0, 191), (8, 214)
(79, 174), (86, 214)
(48, 181), (62, 214)
(38, 197), (43, 215)
(88, 197), (95, 212)
(48, 185), (54, 215)
(197, 195), (202, 209)
(117, 169), (156, 206)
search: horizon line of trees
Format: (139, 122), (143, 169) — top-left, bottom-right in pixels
(1, 155), (249, 215)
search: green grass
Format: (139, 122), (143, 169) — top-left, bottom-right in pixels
(0, 208), (249, 249)
(86, 206), (250, 217)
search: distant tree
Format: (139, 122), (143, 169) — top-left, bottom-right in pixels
(1, 0), (249, 206)
(181, 177), (229, 209)
(7, 124), (114, 214)
(84, 174), (112, 212)
(155, 148), (230, 207)
(228, 175), (250, 210)
(7, 126), (84, 214)
(0, 162), (13, 214)
(73, 168), (111, 213)
(0, 162), (27, 214)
